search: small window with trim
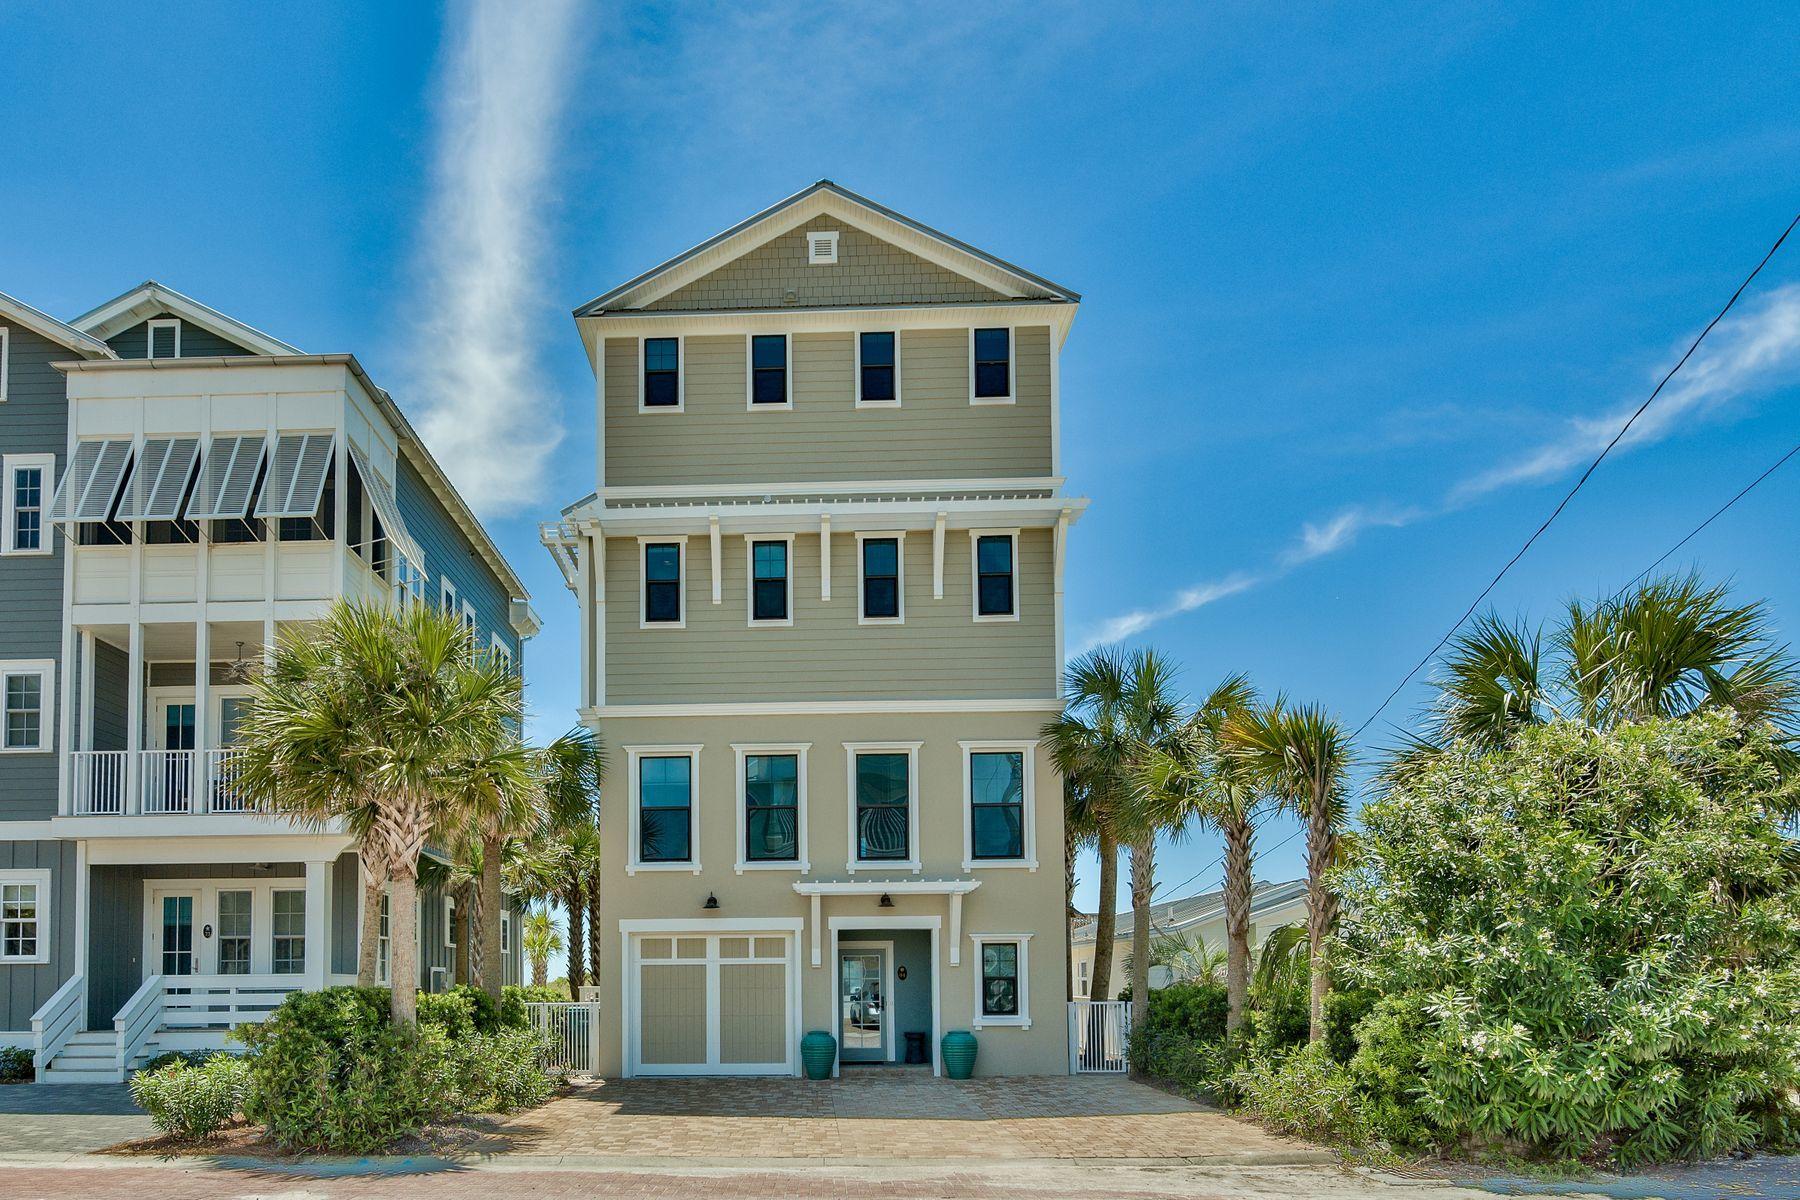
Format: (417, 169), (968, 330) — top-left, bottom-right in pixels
(859, 535), (901, 622)
(971, 327), (1011, 402)
(857, 332), (897, 405)
(974, 532), (1018, 619)
(637, 754), (694, 865)
(3, 453), (53, 555)
(0, 871), (48, 963)
(148, 318), (181, 359)
(750, 335), (789, 406)
(0, 661), (52, 752)
(749, 538), (790, 624)
(643, 541), (683, 625)
(642, 337), (680, 408)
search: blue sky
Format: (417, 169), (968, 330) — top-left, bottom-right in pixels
(4, 2), (1798, 920)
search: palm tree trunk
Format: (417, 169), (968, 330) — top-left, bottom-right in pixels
(1129, 834), (1155, 1041)
(453, 881), (473, 986)
(532, 953), (548, 988)
(1222, 811), (1254, 1039)
(1090, 826), (1120, 1000)
(1065, 834), (1078, 1001)
(586, 879), (602, 997)
(564, 878), (586, 994)
(1305, 787), (1338, 1043)
(388, 869), (420, 1027)
(357, 855), (383, 988)
(477, 832), (506, 1002)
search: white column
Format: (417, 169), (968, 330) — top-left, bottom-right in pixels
(819, 515), (831, 601)
(263, 617), (276, 671)
(57, 620), (76, 816)
(932, 512), (947, 599)
(809, 893), (822, 967)
(950, 892), (963, 966)
(331, 423), (348, 597)
(303, 858), (331, 989)
(193, 619), (210, 814)
(577, 530), (594, 709)
(708, 515), (722, 604)
(74, 840), (90, 982)
(79, 630), (95, 751)
(589, 523), (606, 709)
(125, 623), (144, 815)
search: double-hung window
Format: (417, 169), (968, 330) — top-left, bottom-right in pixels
(271, 890), (306, 974)
(857, 332), (898, 405)
(642, 337), (681, 409)
(642, 540), (684, 626)
(971, 327), (1012, 402)
(0, 661), (52, 753)
(440, 577), (459, 617)
(970, 934), (1031, 1027)
(444, 895), (458, 950)
(859, 535), (901, 622)
(217, 890), (252, 974)
(632, 749), (698, 869)
(973, 532), (1018, 620)
(377, 892), (392, 984)
(847, 745), (919, 869)
(965, 747), (1030, 863)
(0, 870), (49, 964)
(749, 537), (791, 624)
(3, 454), (53, 555)
(749, 334), (790, 407)
(742, 751), (801, 865)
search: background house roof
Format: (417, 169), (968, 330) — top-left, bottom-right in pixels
(71, 280), (303, 356)
(1070, 878), (1309, 945)
(0, 289), (116, 359)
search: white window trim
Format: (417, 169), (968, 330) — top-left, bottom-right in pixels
(638, 334), (685, 413)
(0, 868), (51, 964)
(461, 598), (478, 636)
(745, 533), (796, 627)
(269, 887), (308, 974)
(489, 632), (514, 672)
(853, 330), (902, 408)
(969, 528), (1022, 623)
(439, 575), (458, 616)
(638, 535), (688, 629)
(2, 452), (56, 557)
(0, 659), (55, 754)
(854, 530), (905, 625)
(959, 740), (1038, 870)
(843, 741), (923, 875)
(147, 317), (181, 359)
(0, 327), (9, 402)
(968, 326), (1014, 405)
(744, 333), (794, 411)
(806, 229), (840, 265)
(626, 744), (704, 875)
(376, 890), (392, 985)
(444, 894), (457, 949)
(501, 910), (512, 955)
(969, 932), (1033, 1029)
(732, 742), (811, 874)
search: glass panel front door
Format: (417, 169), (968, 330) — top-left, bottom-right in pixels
(160, 703), (196, 750)
(161, 894), (196, 976)
(838, 949), (887, 1062)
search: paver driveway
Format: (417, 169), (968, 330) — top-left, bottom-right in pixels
(487, 1074), (1322, 1163)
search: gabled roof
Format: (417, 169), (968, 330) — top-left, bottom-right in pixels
(0, 289), (116, 359)
(1070, 878), (1309, 945)
(71, 280), (302, 357)
(574, 179), (1081, 316)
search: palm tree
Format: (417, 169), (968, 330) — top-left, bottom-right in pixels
(535, 729), (604, 996)
(1063, 777), (1098, 1001)
(521, 908), (563, 988)
(1226, 698), (1350, 1044)
(1139, 673), (1265, 1037)
(234, 599), (522, 1027)
(1042, 647), (1181, 1031)
(451, 716), (539, 1001)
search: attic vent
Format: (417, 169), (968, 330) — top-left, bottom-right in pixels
(807, 230), (840, 265)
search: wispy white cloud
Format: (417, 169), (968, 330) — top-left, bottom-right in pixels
(1080, 282), (1800, 651)
(411, 0), (583, 516)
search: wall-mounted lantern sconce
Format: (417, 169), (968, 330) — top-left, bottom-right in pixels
(878, 893), (894, 908)
(703, 892), (720, 910)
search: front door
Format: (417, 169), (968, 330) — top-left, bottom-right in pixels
(157, 892), (198, 978)
(838, 946), (889, 1063)
(149, 699), (197, 812)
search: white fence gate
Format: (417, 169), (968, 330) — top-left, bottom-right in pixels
(526, 1002), (602, 1076)
(1067, 1000), (1131, 1073)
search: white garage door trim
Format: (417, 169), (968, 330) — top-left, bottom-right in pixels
(620, 917), (802, 1078)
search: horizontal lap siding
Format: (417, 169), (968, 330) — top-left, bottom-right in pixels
(0, 327), (69, 820)
(0, 841), (77, 1030)
(105, 314), (255, 359)
(604, 326), (1053, 486)
(605, 527), (1056, 704)
(395, 456), (520, 661)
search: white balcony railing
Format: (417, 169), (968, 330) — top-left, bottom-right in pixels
(70, 748), (252, 816)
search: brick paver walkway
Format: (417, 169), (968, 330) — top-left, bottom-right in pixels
(487, 1075), (1317, 1162)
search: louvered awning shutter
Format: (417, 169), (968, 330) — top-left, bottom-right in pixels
(115, 437), (201, 521)
(185, 435), (268, 521)
(255, 432), (336, 519)
(348, 444), (427, 573)
(48, 439), (134, 524)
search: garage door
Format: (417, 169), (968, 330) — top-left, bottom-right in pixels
(630, 932), (796, 1076)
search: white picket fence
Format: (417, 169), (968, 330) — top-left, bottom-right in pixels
(1067, 1000), (1131, 1073)
(526, 1001), (601, 1076)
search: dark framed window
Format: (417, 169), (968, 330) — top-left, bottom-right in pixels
(278, 470), (334, 542)
(10, 465), (43, 551)
(643, 337), (680, 408)
(644, 542), (682, 623)
(980, 942), (1020, 1016)
(751, 335), (788, 405)
(211, 517), (265, 543)
(859, 332), (896, 403)
(271, 890), (306, 974)
(638, 755), (693, 863)
(745, 753), (799, 862)
(217, 890), (252, 975)
(972, 328), (1010, 399)
(751, 539), (788, 621)
(976, 534), (1015, 616)
(970, 751), (1026, 859)
(861, 537), (899, 620)
(855, 752), (910, 862)
(78, 521), (129, 546)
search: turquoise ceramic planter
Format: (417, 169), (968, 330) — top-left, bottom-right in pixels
(941, 1030), (978, 1079)
(801, 1030), (837, 1080)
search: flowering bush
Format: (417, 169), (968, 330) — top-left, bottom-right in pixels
(130, 1055), (251, 1139)
(1339, 715), (1800, 1164)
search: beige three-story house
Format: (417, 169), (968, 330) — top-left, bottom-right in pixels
(543, 182), (1086, 1077)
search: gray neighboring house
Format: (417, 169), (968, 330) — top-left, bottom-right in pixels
(0, 283), (538, 1081)
(1068, 878), (1310, 1001)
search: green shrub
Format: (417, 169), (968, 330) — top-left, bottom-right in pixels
(143, 1049), (213, 1073)
(0, 1045), (34, 1083)
(1323, 988), (1377, 1064)
(448, 1026), (556, 1112)
(130, 1055), (250, 1140)
(1339, 715), (1800, 1165)
(1344, 995), (1442, 1154)
(1244, 988), (1309, 1058)
(237, 987), (456, 1153)
(1233, 1042), (1373, 1145)
(499, 984), (554, 1028)
(417, 984), (505, 1038)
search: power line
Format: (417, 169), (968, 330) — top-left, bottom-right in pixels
(1350, 213), (1800, 741)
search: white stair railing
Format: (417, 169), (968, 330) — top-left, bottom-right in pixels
(525, 1001), (601, 1075)
(31, 974), (86, 1078)
(1067, 1000), (1131, 1073)
(159, 974), (304, 1033)
(114, 973), (166, 1075)
(71, 751), (127, 814)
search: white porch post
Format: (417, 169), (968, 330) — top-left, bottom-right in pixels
(193, 618), (210, 814)
(124, 623), (144, 814)
(819, 515), (831, 601)
(79, 630), (95, 751)
(709, 515), (722, 604)
(303, 859), (331, 989)
(932, 512), (947, 599)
